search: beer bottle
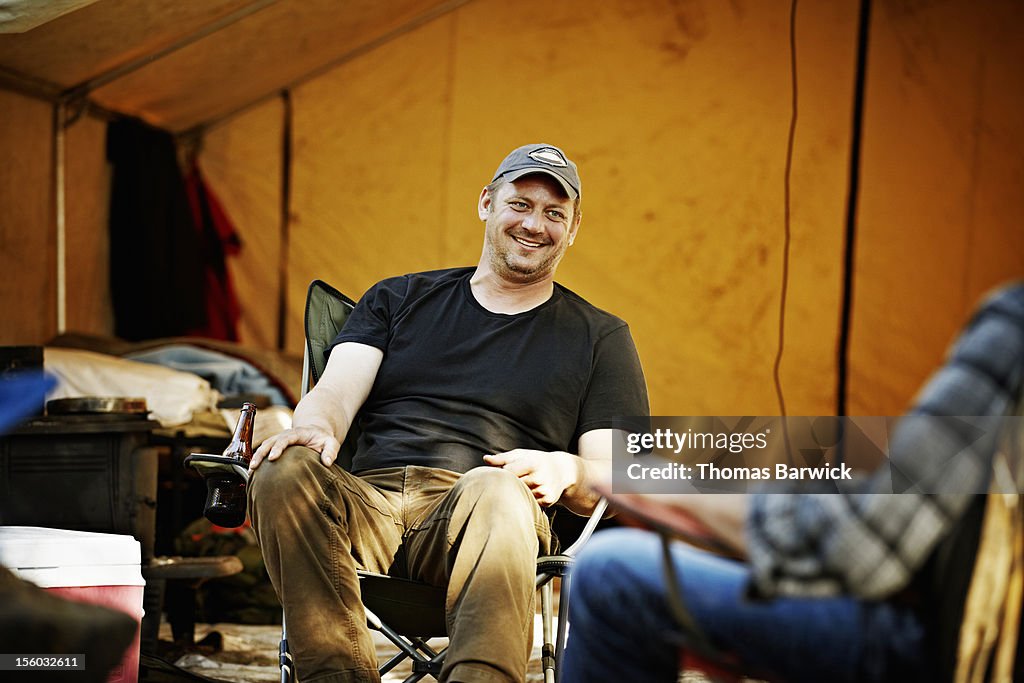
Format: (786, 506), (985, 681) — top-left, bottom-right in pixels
(223, 401), (256, 464)
(203, 402), (256, 528)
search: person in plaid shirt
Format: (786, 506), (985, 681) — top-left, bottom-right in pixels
(562, 283), (1024, 683)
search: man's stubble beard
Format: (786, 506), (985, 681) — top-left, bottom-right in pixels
(487, 233), (564, 284)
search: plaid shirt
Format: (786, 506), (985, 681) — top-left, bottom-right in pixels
(747, 283), (1024, 599)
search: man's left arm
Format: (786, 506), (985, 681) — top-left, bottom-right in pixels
(484, 323), (649, 513)
(482, 428), (625, 515)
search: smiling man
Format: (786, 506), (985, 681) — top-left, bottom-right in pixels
(247, 144), (649, 683)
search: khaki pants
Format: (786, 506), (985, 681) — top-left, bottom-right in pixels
(249, 446), (552, 683)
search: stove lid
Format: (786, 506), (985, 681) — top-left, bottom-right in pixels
(46, 396), (149, 416)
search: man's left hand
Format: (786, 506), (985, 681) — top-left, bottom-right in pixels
(483, 449), (580, 507)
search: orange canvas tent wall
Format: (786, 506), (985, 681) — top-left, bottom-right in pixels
(1, 0), (1021, 417)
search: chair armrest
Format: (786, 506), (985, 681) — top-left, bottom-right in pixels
(558, 497), (609, 559)
(184, 452), (252, 483)
(593, 485), (738, 558)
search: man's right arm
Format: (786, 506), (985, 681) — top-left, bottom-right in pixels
(249, 342), (384, 470)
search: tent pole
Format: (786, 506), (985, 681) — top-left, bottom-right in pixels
(53, 101), (67, 335)
(836, 0), (873, 418)
(0, 65), (62, 103)
(276, 90), (292, 351)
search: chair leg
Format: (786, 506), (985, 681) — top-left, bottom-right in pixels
(373, 620), (444, 682)
(540, 581), (555, 683)
(164, 580), (197, 646)
(554, 574), (572, 683)
(279, 613), (295, 683)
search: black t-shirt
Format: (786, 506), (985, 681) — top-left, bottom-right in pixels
(329, 267), (649, 474)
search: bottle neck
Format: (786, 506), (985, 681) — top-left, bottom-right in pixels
(225, 402), (256, 461)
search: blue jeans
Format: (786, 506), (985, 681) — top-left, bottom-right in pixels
(560, 528), (930, 683)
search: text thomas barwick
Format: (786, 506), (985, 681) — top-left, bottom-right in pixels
(626, 461), (853, 481)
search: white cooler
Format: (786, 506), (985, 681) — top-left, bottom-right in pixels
(0, 526), (146, 683)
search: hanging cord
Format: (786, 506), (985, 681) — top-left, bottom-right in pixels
(773, 0), (799, 463)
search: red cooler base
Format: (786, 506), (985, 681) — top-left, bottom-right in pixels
(49, 585), (144, 683)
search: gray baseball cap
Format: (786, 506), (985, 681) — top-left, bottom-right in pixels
(491, 143), (581, 200)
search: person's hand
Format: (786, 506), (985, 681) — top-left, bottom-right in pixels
(249, 426), (341, 471)
(483, 449), (579, 507)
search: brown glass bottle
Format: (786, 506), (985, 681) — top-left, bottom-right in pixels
(223, 401), (256, 463)
(203, 402), (256, 528)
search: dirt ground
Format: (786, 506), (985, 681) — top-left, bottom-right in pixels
(157, 620), (729, 682)
(160, 617), (558, 682)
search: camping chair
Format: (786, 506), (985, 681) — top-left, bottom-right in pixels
(191, 279), (607, 683)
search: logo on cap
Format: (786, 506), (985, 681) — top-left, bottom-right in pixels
(527, 148), (568, 168)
